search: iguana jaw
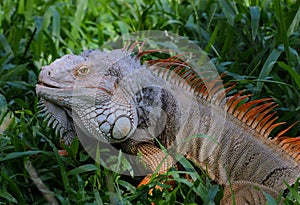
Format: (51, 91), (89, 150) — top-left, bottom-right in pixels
(36, 84), (73, 107)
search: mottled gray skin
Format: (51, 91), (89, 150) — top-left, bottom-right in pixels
(36, 49), (299, 205)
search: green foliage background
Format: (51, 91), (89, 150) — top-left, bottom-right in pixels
(0, 0), (299, 204)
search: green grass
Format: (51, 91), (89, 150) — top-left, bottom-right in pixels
(0, 0), (299, 204)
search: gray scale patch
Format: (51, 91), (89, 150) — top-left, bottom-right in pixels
(110, 105), (117, 113)
(97, 115), (107, 123)
(107, 114), (115, 124)
(115, 109), (124, 116)
(96, 108), (103, 115)
(89, 111), (97, 118)
(85, 108), (92, 113)
(90, 118), (98, 126)
(99, 122), (111, 133)
(103, 109), (111, 116)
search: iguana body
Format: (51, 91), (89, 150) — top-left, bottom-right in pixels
(36, 47), (300, 204)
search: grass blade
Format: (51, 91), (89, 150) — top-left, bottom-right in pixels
(250, 6), (260, 40)
(0, 34), (13, 58)
(67, 164), (98, 176)
(278, 61), (300, 89)
(0, 190), (17, 203)
(287, 6), (300, 37)
(1, 171), (26, 204)
(256, 47), (283, 93)
(219, 0), (237, 26)
(0, 151), (43, 162)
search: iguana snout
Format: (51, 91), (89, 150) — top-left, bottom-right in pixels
(38, 54), (85, 88)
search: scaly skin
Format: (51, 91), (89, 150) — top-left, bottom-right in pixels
(36, 48), (300, 204)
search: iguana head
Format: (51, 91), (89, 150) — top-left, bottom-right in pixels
(36, 49), (140, 144)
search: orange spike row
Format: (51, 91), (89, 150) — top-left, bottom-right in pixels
(171, 65), (188, 75)
(178, 70), (208, 93)
(264, 121), (286, 138)
(137, 49), (175, 59)
(134, 47), (300, 163)
(193, 75), (217, 95)
(189, 72), (218, 89)
(227, 94), (252, 114)
(167, 66), (186, 85)
(146, 59), (183, 67)
(173, 69), (193, 88)
(175, 68), (196, 82)
(168, 65), (190, 81)
(154, 62), (224, 99)
(168, 52), (191, 62)
(153, 65), (191, 89)
(248, 103), (278, 129)
(206, 83), (227, 104)
(224, 82), (237, 94)
(202, 79), (224, 101)
(213, 83), (237, 105)
(203, 73), (227, 92)
(172, 66), (195, 85)
(138, 41), (146, 54)
(146, 55), (189, 65)
(128, 41), (141, 52)
(251, 109), (276, 128)
(196, 83), (208, 97)
(281, 138), (300, 150)
(189, 76), (213, 94)
(276, 122), (299, 138)
(226, 91), (245, 110)
(122, 41), (130, 51)
(242, 102), (275, 124)
(233, 98), (272, 119)
(275, 137), (300, 161)
(245, 108), (265, 127)
(189, 76), (204, 89)
(206, 74), (227, 98)
(256, 113), (278, 133)
(180, 69), (197, 83)
(212, 86), (233, 106)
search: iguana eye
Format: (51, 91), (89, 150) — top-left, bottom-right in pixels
(76, 66), (90, 77)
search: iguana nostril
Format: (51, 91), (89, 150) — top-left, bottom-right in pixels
(112, 116), (131, 140)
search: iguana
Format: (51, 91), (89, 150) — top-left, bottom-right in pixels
(36, 44), (300, 204)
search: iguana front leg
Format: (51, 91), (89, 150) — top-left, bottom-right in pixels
(137, 143), (174, 174)
(221, 181), (281, 205)
(117, 138), (175, 182)
(135, 142), (174, 188)
(117, 138), (174, 174)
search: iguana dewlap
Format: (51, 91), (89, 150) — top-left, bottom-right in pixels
(36, 47), (300, 204)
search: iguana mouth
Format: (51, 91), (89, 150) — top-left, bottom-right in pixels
(36, 83), (74, 91)
(39, 82), (60, 89)
(38, 82), (112, 95)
